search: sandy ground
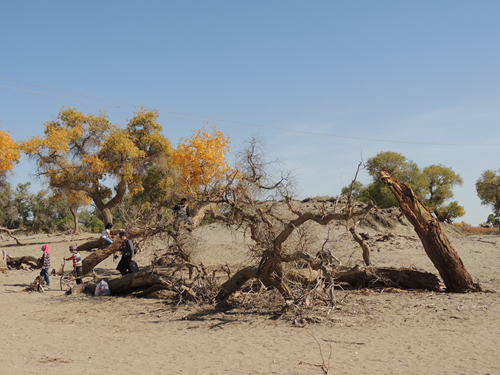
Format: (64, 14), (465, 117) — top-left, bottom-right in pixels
(1, 212), (500, 375)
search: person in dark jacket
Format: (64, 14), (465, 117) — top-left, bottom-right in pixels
(173, 198), (194, 229)
(116, 232), (137, 276)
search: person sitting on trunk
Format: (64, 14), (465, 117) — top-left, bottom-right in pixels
(101, 223), (114, 246)
(173, 198), (194, 228)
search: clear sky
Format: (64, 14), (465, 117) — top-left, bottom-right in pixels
(1, 1), (499, 225)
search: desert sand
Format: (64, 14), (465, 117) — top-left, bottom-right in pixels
(1, 207), (499, 375)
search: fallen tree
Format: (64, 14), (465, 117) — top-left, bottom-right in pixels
(334, 265), (440, 291)
(200, 140), (378, 303)
(7, 255), (40, 270)
(69, 263), (441, 300)
(68, 146), (460, 308)
(0, 227), (27, 246)
(214, 200), (376, 302)
(80, 203), (218, 275)
(380, 169), (481, 293)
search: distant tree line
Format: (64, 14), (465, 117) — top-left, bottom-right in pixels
(1, 110), (500, 232)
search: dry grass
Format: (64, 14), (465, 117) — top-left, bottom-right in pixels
(455, 224), (500, 235)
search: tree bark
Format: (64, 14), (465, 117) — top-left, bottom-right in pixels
(76, 237), (105, 252)
(70, 205), (80, 235)
(216, 266), (259, 301)
(81, 240), (122, 275)
(91, 180), (127, 226)
(380, 169), (480, 292)
(7, 255), (40, 269)
(67, 270), (174, 295)
(334, 266), (441, 291)
(100, 208), (113, 227)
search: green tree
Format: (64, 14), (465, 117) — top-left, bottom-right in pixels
(476, 169), (500, 217)
(0, 182), (17, 228)
(435, 201), (466, 224)
(344, 152), (465, 222)
(362, 151), (426, 207)
(487, 214), (500, 227)
(340, 180), (365, 199)
(22, 107), (174, 225)
(421, 164), (464, 221)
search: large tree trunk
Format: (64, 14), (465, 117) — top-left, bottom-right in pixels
(76, 238), (105, 252)
(380, 169), (480, 292)
(92, 180), (127, 226)
(81, 240), (122, 275)
(69, 205), (80, 235)
(216, 266), (259, 301)
(334, 266), (441, 291)
(79, 226), (157, 274)
(101, 208), (113, 227)
(68, 270), (174, 295)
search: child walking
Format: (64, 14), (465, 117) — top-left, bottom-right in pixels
(64, 245), (83, 285)
(40, 244), (50, 288)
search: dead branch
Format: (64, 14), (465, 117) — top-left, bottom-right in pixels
(24, 276), (45, 293)
(334, 266), (441, 291)
(7, 255), (41, 270)
(0, 227), (27, 246)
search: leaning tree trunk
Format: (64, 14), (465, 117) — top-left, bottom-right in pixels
(81, 241), (123, 275)
(380, 169), (480, 292)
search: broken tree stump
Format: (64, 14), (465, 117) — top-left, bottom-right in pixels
(381, 169), (480, 293)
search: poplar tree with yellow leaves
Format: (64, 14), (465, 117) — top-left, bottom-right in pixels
(172, 125), (232, 197)
(22, 107), (174, 226)
(0, 129), (21, 183)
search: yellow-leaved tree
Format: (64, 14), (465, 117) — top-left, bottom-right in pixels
(22, 107), (174, 225)
(0, 129), (21, 181)
(172, 125), (232, 196)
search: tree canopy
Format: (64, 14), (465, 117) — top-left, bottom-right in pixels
(21, 107), (174, 225)
(172, 125), (232, 196)
(476, 169), (500, 218)
(344, 151), (465, 223)
(0, 129), (21, 182)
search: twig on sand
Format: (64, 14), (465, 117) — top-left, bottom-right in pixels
(60, 259), (66, 291)
(298, 325), (332, 374)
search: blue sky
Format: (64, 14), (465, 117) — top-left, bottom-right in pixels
(1, 1), (499, 225)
